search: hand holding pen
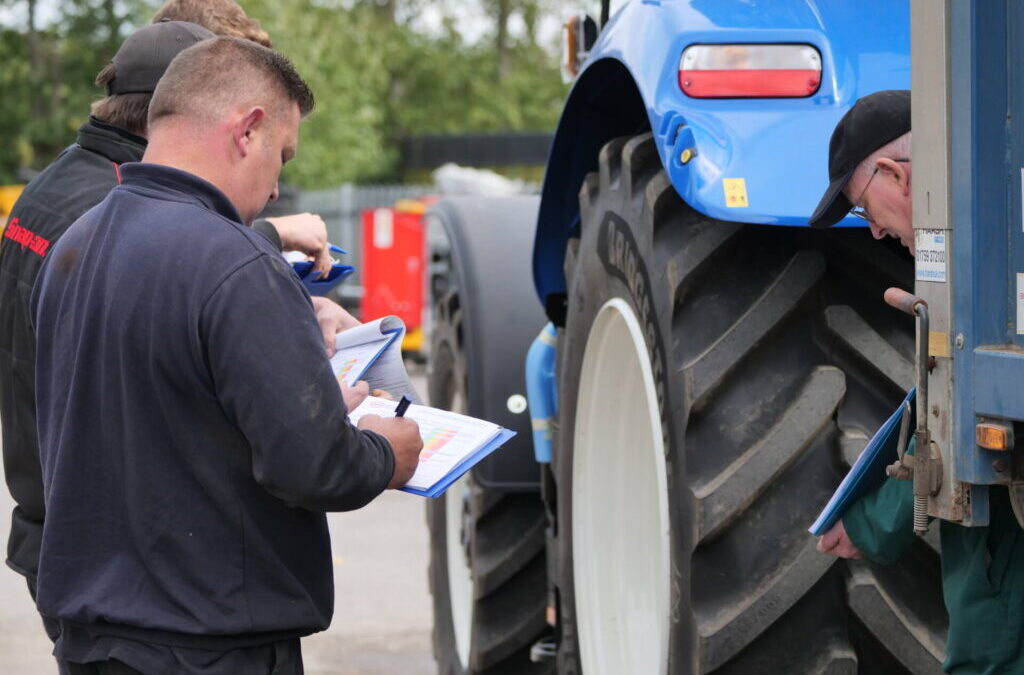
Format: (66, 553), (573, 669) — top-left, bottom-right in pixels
(394, 395), (412, 418)
(356, 394), (422, 488)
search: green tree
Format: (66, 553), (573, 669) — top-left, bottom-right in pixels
(1, 0), (565, 187)
(0, 24), (36, 181)
(240, 0), (401, 186)
(0, 0), (153, 183)
(241, 0), (565, 187)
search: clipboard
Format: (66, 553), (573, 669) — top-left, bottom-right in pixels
(329, 316), (420, 402)
(809, 388), (916, 536)
(347, 396), (515, 498)
(291, 260), (356, 296)
(400, 429), (517, 498)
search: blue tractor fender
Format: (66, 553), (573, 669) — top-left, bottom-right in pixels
(533, 0), (911, 317)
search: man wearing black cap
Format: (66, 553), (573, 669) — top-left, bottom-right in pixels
(0, 20), (214, 653)
(812, 90), (1024, 673)
(808, 89), (913, 239)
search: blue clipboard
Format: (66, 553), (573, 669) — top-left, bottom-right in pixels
(329, 317), (414, 400)
(341, 327), (403, 387)
(809, 388), (916, 536)
(400, 429), (517, 498)
(292, 260), (356, 296)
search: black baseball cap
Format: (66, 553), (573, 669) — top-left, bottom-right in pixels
(106, 20), (215, 96)
(809, 89), (911, 228)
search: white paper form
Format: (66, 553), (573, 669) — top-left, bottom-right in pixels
(348, 396), (501, 491)
(329, 316), (420, 401)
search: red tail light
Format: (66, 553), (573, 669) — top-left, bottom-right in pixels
(679, 44), (822, 98)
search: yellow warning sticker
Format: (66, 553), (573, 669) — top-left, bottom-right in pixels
(928, 331), (950, 358)
(723, 178), (749, 208)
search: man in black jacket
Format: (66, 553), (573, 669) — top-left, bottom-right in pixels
(32, 37), (423, 674)
(0, 21), (215, 645)
(0, 19), (355, 652)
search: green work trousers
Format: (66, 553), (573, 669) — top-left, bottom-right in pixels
(844, 463), (1024, 673)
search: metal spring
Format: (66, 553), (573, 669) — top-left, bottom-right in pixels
(914, 495), (929, 533)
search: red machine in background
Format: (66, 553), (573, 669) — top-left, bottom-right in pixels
(360, 198), (432, 352)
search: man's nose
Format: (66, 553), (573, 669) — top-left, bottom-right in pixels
(869, 222), (885, 240)
(268, 183), (280, 203)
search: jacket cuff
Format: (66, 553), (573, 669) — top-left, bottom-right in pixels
(843, 476), (916, 565)
(361, 428), (397, 494)
(252, 219), (283, 252)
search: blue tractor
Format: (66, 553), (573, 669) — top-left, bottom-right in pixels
(424, 1), (949, 673)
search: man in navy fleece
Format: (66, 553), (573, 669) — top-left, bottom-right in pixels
(31, 37), (422, 675)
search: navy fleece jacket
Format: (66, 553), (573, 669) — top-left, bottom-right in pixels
(30, 163), (394, 647)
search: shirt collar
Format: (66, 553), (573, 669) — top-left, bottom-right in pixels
(118, 162), (244, 224)
(76, 116), (147, 165)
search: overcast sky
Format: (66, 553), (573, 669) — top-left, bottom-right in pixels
(0, 0), (596, 48)
(0, 0), (60, 27)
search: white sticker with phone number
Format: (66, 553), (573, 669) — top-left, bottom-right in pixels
(915, 229), (947, 283)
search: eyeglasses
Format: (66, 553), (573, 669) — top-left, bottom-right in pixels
(849, 158), (910, 221)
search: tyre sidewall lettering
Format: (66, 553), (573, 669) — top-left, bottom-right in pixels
(557, 205), (685, 673)
(597, 211), (674, 454)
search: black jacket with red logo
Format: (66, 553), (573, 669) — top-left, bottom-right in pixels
(0, 117), (145, 581)
(0, 118), (285, 582)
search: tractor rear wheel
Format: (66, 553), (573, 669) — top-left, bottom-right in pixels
(427, 285), (553, 675)
(553, 133), (946, 674)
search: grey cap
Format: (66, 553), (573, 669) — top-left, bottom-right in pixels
(107, 20), (215, 95)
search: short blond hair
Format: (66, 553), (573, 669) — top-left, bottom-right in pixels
(152, 0), (272, 47)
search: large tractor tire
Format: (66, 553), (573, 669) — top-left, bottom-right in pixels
(552, 133), (946, 674)
(426, 199), (554, 675)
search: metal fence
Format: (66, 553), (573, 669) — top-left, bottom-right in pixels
(293, 183), (433, 303)
(401, 132), (553, 170)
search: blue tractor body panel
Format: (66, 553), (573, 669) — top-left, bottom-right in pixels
(533, 0), (910, 308)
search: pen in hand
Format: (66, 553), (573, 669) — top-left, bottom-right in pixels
(394, 395), (412, 418)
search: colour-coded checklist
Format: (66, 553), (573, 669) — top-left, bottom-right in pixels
(347, 396), (507, 495)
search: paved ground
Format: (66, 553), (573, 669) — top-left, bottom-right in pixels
(0, 371), (437, 675)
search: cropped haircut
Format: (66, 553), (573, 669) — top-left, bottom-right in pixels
(152, 0), (272, 47)
(147, 37), (314, 131)
(90, 63), (152, 136)
(855, 132), (913, 177)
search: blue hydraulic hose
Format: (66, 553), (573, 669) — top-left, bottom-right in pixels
(525, 323), (558, 463)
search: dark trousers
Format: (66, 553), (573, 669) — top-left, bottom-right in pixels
(61, 660), (144, 675)
(27, 578), (302, 675)
(55, 639), (303, 675)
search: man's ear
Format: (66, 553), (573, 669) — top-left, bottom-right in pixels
(877, 157), (911, 194)
(231, 107), (266, 159)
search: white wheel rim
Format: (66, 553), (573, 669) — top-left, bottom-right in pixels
(445, 390), (474, 669)
(573, 298), (671, 675)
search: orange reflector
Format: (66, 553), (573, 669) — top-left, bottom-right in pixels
(976, 422), (1014, 451)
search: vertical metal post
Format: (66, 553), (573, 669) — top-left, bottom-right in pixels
(910, 0), (968, 523)
(883, 288), (937, 534)
(912, 303), (931, 534)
